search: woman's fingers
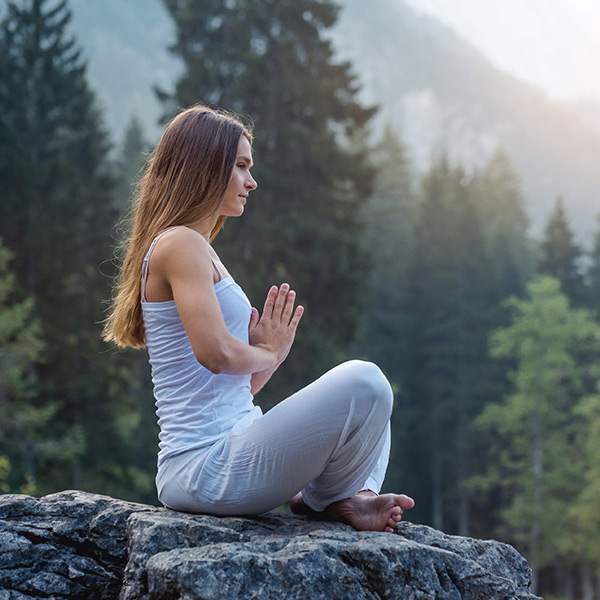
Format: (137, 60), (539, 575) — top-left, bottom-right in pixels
(289, 305), (304, 330)
(272, 283), (289, 321)
(262, 285), (278, 320)
(281, 289), (296, 324)
(261, 283), (303, 329)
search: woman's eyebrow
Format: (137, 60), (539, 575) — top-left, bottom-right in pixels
(237, 155), (254, 167)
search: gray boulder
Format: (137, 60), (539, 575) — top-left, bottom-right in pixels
(0, 490), (541, 599)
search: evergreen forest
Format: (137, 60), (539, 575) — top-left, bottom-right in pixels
(1, 1), (600, 598)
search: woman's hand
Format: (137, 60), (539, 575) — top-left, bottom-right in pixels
(248, 284), (303, 366)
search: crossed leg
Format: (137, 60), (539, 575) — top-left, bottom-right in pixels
(157, 360), (416, 528)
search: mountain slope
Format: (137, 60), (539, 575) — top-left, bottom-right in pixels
(332, 0), (600, 238)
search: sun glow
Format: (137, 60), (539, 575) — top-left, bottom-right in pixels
(403, 0), (600, 101)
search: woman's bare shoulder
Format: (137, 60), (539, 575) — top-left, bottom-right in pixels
(159, 225), (208, 243)
(151, 226), (213, 274)
(155, 226), (209, 254)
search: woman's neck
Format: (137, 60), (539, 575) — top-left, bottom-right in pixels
(186, 221), (214, 242)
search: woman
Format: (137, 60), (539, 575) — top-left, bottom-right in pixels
(103, 104), (414, 532)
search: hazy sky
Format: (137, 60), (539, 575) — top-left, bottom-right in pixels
(403, 0), (600, 102)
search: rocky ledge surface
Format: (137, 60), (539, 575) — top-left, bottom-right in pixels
(0, 490), (540, 599)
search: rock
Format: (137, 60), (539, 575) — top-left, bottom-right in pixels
(0, 490), (541, 600)
(0, 490), (153, 599)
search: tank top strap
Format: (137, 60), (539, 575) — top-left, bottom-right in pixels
(141, 226), (181, 302)
(211, 259), (224, 282)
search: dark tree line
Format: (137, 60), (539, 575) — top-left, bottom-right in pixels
(0, 0), (156, 501)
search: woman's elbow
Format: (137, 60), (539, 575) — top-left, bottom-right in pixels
(193, 346), (231, 374)
(204, 361), (226, 375)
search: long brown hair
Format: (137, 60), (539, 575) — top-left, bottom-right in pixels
(103, 104), (252, 348)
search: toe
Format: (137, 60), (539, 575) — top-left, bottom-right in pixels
(386, 512), (401, 532)
(397, 494), (415, 510)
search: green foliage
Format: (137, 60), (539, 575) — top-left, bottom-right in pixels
(473, 275), (600, 587)
(0, 455), (10, 493)
(569, 218), (600, 564)
(0, 0), (158, 499)
(0, 241), (84, 493)
(160, 0), (377, 405)
(566, 392), (600, 568)
(0, 245), (43, 401)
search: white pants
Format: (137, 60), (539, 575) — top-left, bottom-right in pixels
(156, 360), (393, 515)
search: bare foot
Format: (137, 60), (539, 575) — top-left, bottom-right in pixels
(326, 492), (415, 532)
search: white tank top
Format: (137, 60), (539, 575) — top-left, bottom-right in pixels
(141, 232), (262, 465)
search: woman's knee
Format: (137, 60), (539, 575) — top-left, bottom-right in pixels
(342, 360), (394, 415)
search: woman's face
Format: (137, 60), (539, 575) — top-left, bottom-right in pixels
(220, 135), (257, 217)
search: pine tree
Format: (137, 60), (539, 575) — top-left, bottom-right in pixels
(0, 0), (149, 496)
(586, 214), (600, 317)
(353, 126), (416, 380)
(474, 150), (532, 297)
(114, 116), (149, 212)
(0, 241), (82, 493)
(473, 276), (600, 594)
(566, 389), (600, 595)
(400, 155), (497, 534)
(538, 196), (585, 305)
(159, 0), (377, 404)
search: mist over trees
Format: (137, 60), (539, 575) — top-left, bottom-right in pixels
(1, 1), (600, 598)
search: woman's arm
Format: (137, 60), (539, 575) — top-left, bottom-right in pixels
(148, 228), (302, 375)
